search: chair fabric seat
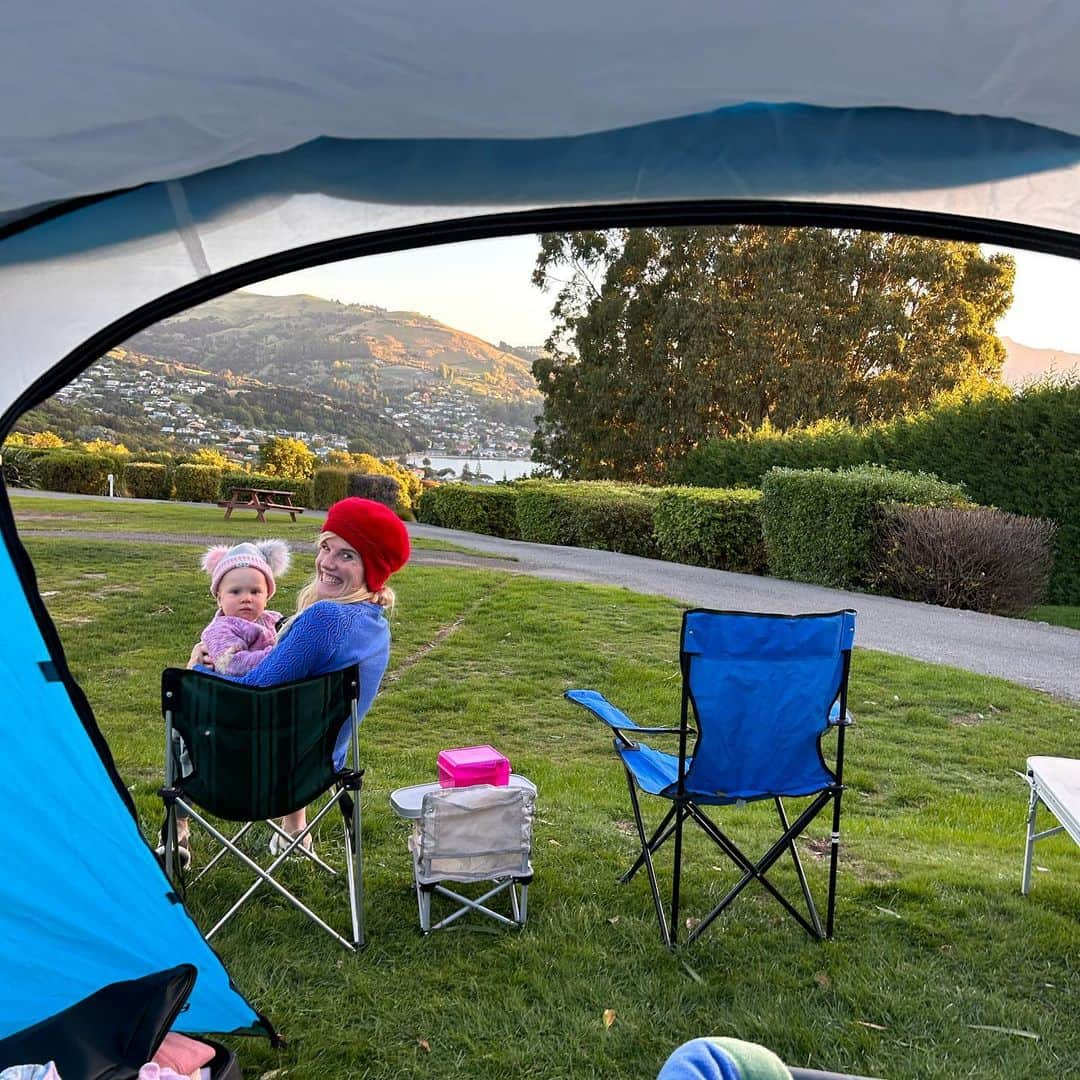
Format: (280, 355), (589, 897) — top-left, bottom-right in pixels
(618, 742), (833, 804)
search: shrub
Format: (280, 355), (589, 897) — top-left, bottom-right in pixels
(122, 462), (171, 500)
(873, 505), (1057, 614)
(515, 481), (661, 557)
(173, 464), (223, 503)
(653, 487), (767, 574)
(761, 465), (968, 589)
(1, 446), (42, 488)
(349, 473), (401, 509)
(677, 378), (1080, 601)
(35, 450), (120, 495)
(313, 468), (349, 510)
(416, 484), (521, 538)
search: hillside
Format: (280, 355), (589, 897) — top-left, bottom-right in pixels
(126, 291), (541, 408)
(1001, 336), (1080, 386)
(14, 292), (545, 459)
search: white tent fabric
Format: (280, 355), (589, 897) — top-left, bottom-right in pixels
(5, 0), (1080, 218)
(4, 0), (1080, 1042)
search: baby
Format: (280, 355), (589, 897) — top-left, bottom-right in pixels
(199, 539), (291, 676)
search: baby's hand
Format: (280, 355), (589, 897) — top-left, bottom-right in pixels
(188, 641), (212, 669)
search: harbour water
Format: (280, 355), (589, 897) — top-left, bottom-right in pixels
(405, 455), (541, 481)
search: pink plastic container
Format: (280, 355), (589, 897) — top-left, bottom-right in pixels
(437, 744), (511, 788)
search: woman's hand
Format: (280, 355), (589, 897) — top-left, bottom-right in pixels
(187, 641), (212, 669)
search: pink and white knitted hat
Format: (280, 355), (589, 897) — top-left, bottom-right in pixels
(201, 539), (291, 600)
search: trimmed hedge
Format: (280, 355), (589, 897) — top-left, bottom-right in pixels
(761, 465), (967, 588)
(653, 487), (766, 574)
(677, 379), (1080, 601)
(515, 481), (661, 557)
(313, 468), (350, 510)
(416, 484), (521, 538)
(122, 462), (171, 500)
(173, 464), (223, 503)
(35, 450), (121, 496)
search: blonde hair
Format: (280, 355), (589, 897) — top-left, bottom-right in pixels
(278, 531), (395, 638)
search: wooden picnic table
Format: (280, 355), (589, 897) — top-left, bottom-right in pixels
(217, 486), (306, 523)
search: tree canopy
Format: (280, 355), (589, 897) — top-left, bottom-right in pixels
(531, 226), (1015, 481)
(258, 436), (316, 479)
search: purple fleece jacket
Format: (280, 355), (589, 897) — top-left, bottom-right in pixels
(196, 599), (391, 768)
(200, 610), (281, 676)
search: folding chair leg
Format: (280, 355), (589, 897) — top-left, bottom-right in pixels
(190, 800), (358, 951)
(685, 792), (834, 944)
(1022, 782), (1039, 895)
(776, 798), (823, 939)
(624, 769), (672, 947)
(620, 803), (677, 884)
(1021, 781), (1067, 896)
(825, 788), (843, 937)
(189, 821), (255, 887)
(671, 801), (686, 946)
(417, 883), (432, 932)
(342, 791), (364, 948)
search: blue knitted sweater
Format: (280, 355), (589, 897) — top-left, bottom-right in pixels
(197, 600), (391, 768)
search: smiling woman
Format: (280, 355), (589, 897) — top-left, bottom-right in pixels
(181, 497), (411, 853)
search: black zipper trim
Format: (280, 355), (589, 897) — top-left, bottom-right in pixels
(5, 197), (1080, 440)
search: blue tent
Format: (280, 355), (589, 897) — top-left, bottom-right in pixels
(2, 0), (1080, 1038)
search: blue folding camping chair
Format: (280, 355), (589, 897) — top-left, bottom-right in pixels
(567, 608), (856, 947)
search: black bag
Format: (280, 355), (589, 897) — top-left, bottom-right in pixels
(0, 964), (241, 1080)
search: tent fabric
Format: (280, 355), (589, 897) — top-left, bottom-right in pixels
(4, 0), (1080, 1043)
(5, 0), (1080, 218)
(0, 544), (262, 1038)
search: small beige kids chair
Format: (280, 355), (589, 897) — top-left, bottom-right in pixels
(409, 784), (534, 933)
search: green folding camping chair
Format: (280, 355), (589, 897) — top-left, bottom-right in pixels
(159, 664), (366, 951)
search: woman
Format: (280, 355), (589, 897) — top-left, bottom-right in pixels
(179, 496), (410, 859)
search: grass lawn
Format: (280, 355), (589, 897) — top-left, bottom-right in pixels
(7, 494), (511, 559)
(1027, 605), (1080, 631)
(15, 513), (1080, 1080)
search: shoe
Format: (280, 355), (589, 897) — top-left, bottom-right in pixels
(155, 828), (191, 871)
(269, 828), (314, 858)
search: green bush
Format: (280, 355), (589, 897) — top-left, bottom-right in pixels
(515, 481), (661, 557)
(173, 464), (224, 503)
(122, 462), (171, 500)
(677, 379), (1080, 601)
(349, 473), (400, 509)
(35, 450), (121, 496)
(873, 505), (1057, 615)
(653, 487), (766, 574)
(416, 484), (521, 538)
(313, 468), (349, 510)
(514, 481), (580, 546)
(1, 446), (42, 488)
(761, 465), (967, 589)
(219, 471), (314, 508)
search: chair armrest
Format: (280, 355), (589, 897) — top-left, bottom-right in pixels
(828, 701), (855, 726)
(565, 689), (681, 737)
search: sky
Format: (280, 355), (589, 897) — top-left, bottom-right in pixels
(250, 234), (1080, 355)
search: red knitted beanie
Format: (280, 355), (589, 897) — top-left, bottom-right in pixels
(323, 497), (410, 592)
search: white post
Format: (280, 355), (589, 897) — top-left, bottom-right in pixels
(107, 473), (115, 497)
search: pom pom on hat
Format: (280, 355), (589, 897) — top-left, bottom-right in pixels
(202, 538), (291, 599)
(323, 497), (410, 592)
